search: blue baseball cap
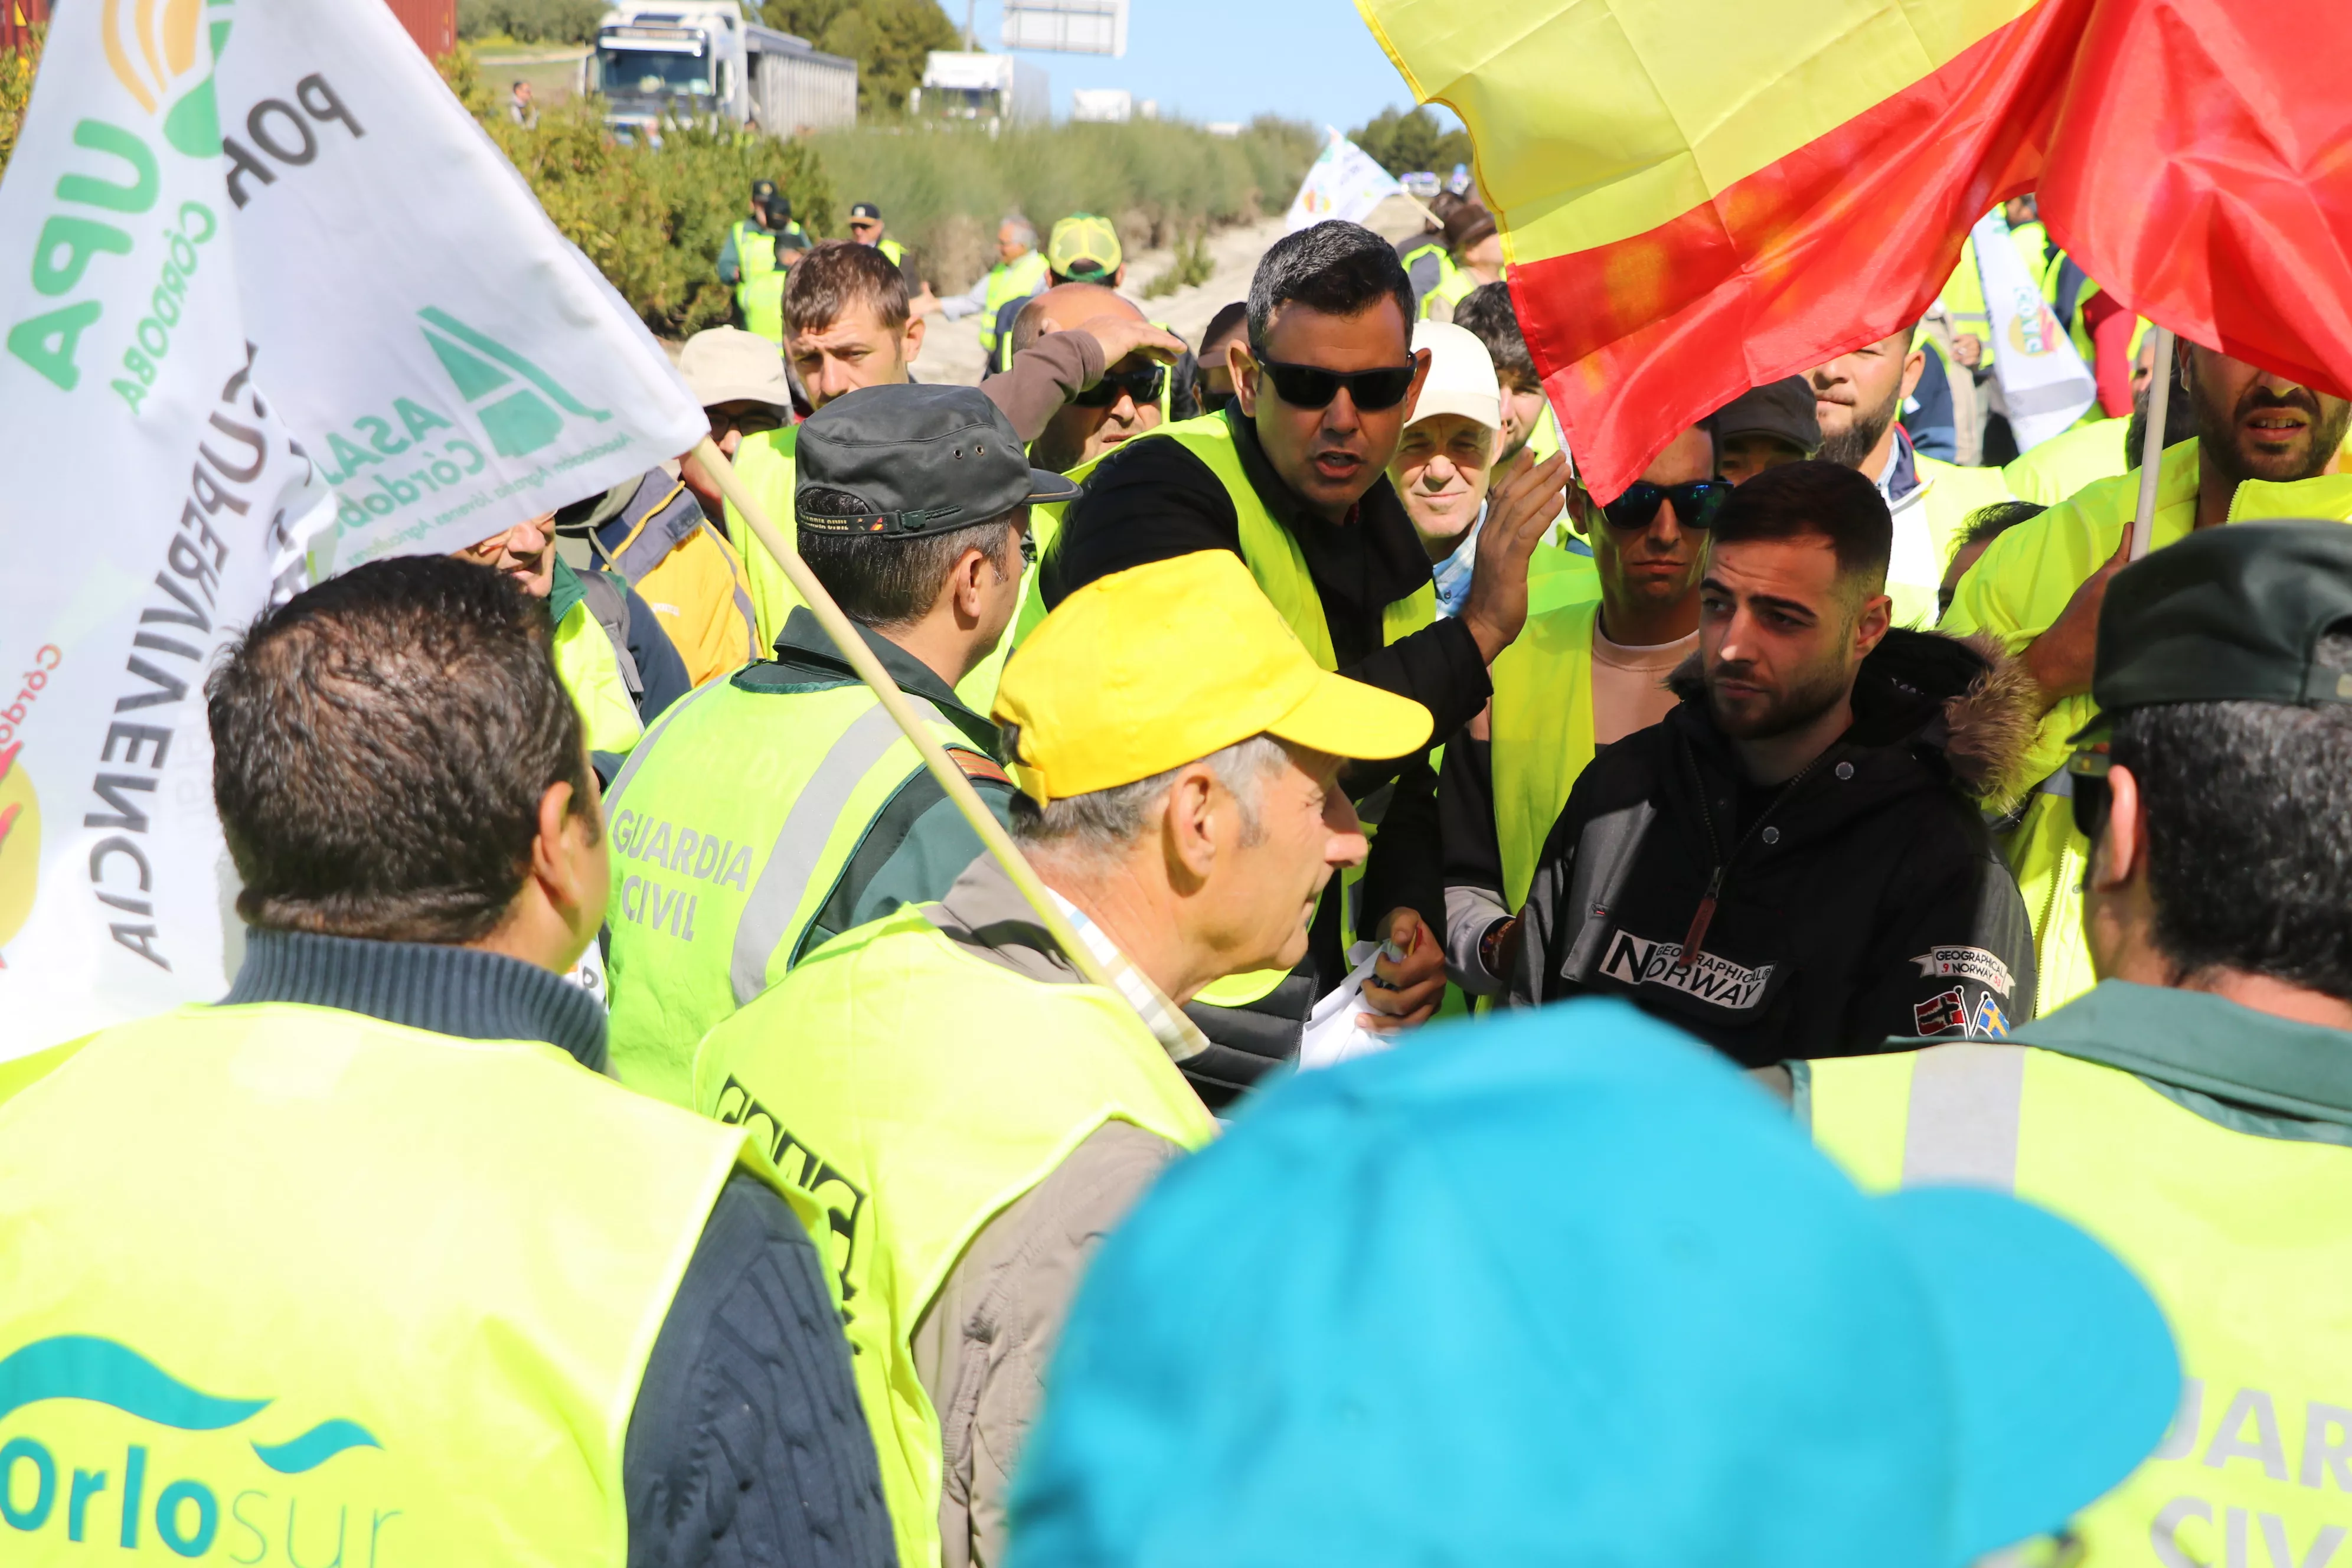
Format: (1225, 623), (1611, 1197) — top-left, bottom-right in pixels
(1011, 1002), (2178, 1568)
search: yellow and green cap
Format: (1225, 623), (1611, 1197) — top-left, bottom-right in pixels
(1046, 213), (1122, 282)
(992, 551), (1432, 805)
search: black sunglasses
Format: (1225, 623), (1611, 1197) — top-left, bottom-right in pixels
(1602, 479), (1734, 532)
(1257, 357), (1419, 411)
(1074, 362), (1166, 409)
(2068, 747), (2112, 841)
(710, 406), (785, 437)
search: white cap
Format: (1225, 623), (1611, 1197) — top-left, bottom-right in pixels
(1408, 319), (1500, 431)
(678, 326), (790, 411)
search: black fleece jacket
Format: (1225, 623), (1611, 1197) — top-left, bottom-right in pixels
(1510, 630), (2039, 1066)
(223, 929), (896, 1568)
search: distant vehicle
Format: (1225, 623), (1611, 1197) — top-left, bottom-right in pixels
(1070, 87), (1131, 123)
(588, 1), (857, 141)
(1401, 171), (1441, 198)
(909, 51), (1049, 128)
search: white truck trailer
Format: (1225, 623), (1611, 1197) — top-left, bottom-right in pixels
(589, 2), (858, 141)
(908, 51), (1049, 128)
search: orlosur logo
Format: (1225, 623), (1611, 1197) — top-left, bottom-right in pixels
(0, 1335), (383, 1557)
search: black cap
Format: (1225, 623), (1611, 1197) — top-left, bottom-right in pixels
(1704, 377), (1820, 457)
(850, 201), (883, 221)
(2073, 520), (2352, 740)
(795, 384), (1080, 539)
(750, 178), (778, 203)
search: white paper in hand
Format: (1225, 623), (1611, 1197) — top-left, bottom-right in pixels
(1298, 942), (1397, 1071)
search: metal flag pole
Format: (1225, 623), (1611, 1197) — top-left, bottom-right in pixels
(686, 436), (1210, 1062)
(2129, 326), (2177, 560)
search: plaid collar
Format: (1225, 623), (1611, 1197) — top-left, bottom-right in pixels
(1045, 888), (1194, 1059)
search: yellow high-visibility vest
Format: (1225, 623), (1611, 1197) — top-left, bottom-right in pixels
(0, 1000), (796, 1563)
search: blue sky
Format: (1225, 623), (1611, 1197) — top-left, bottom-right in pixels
(957, 0), (1465, 134)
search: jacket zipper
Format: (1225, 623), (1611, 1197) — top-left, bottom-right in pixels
(1676, 737), (1831, 971)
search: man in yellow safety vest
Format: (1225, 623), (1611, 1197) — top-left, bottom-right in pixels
(720, 242), (1180, 653)
(602, 384), (1072, 1107)
(451, 507), (691, 772)
(0, 555), (893, 1565)
(1038, 220), (1568, 1101)
(718, 178), (811, 345)
(694, 548), (1433, 1568)
(1810, 520), (2352, 1568)
(913, 213), (1048, 364)
(1944, 343), (2352, 1012)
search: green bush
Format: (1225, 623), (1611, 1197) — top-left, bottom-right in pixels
(0, 29), (38, 176)
(440, 44), (836, 338)
(813, 116), (1316, 292)
(1349, 105), (1471, 179)
(457, 0), (605, 45)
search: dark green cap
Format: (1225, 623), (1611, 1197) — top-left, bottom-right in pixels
(795, 383), (1078, 540)
(2073, 520), (2352, 740)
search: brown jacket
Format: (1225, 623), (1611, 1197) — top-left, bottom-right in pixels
(905, 856), (1187, 1568)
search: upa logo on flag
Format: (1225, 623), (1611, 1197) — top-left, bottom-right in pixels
(100, 0), (224, 158)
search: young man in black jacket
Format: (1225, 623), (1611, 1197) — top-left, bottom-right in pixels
(1508, 461), (2037, 1063)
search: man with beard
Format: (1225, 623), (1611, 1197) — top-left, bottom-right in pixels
(1946, 344), (2352, 1014)
(1807, 329), (2015, 628)
(1507, 462), (2039, 1064)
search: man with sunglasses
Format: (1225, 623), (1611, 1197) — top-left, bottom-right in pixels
(1040, 219), (1568, 1103)
(1808, 521), (2352, 1568)
(601, 386), (1057, 1108)
(1440, 424), (1726, 995)
(1015, 284), (1171, 476)
(1507, 461), (2037, 1065)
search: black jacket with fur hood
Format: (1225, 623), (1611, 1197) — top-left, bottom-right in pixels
(1508, 628), (2039, 1066)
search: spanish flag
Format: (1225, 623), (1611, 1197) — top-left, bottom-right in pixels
(1360, 0), (2352, 499)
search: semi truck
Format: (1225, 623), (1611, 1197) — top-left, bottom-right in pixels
(589, 1), (858, 141)
(908, 52), (1049, 128)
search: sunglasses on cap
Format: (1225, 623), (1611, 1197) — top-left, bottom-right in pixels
(1598, 478), (1734, 532)
(1073, 362), (1166, 409)
(1257, 357), (1419, 412)
(2067, 746), (2113, 841)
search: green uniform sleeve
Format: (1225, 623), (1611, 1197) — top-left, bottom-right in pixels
(796, 769), (1019, 961)
(717, 228), (741, 286)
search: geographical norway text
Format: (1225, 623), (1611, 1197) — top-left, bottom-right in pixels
(1600, 932), (1776, 1012)
(0, 1335), (390, 1563)
(1909, 945), (2015, 998)
(318, 309), (629, 564)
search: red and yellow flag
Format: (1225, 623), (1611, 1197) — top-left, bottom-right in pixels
(1360, 0), (2352, 499)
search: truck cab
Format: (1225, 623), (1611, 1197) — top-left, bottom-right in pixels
(591, 1), (750, 140)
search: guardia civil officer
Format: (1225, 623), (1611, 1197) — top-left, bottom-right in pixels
(603, 383), (1071, 1106)
(1809, 520), (2352, 1568)
(0, 556), (891, 1563)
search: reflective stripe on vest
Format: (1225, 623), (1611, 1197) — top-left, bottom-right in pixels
(978, 251), (1048, 355)
(602, 676), (971, 1108)
(727, 698), (950, 1004)
(1151, 414), (1436, 993)
(1811, 1041), (2352, 1568)
(694, 907), (1217, 1568)
(552, 596), (645, 756)
(1488, 599), (1599, 912)
(0, 1001), (785, 1563)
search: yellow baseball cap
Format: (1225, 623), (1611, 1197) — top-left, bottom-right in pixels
(1046, 213), (1122, 281)
(993, 552), (1434, 805)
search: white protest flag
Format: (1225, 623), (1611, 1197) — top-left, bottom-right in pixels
(1285, 128), (1404, 233)
(1972, 210), (2098, 451)
(209, 0), (705, 573)
(0, 0), (705, 1053)
(0, 0), (329, 1048)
